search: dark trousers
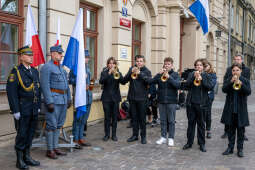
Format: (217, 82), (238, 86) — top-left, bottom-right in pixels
(186, 104), (205, 146)
(224, 124), (246, 135)
(228, 113), (245, 150)
(205, 99), (213, 131)
(158, 104), (176, 138)
(15, 114), (38, 151)
(130, 100), (147, 138)
(102, 101), (119, 137)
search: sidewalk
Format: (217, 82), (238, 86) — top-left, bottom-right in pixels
(0, 82), (255, 170)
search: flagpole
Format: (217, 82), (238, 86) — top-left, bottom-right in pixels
(228, 0), (232, 67)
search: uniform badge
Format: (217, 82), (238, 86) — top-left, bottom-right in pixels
(8, 74), (15, 82)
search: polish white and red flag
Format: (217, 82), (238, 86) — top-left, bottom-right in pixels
(25, 4), (45, 67)
(55, 17), (61, 46)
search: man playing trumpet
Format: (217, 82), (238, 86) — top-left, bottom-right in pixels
(221, 63), (251, 157)
(123, 55), (151, 144)
(182, 59), (213, 152)
(146, 57), (181, 147)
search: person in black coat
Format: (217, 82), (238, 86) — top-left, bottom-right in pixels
(147, 57), (181, 147)
(221, 63), (251, 157)
(99, 57), (124, 142)
(221, 54), (250, 140)
(6, 46), (41, 169)
(122, 55), (152, 144)
(182, 58), (214, 152)
(202, 60), (217, 139)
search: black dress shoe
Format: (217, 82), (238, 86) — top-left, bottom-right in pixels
(199, 145), (207, 152)
(244, 135), (248, 141)
(222, 148), (233, 155)
(127, 136), (138, 142)
(103, 136), (110, 141)
(221, 132), (228, 139)
(112, 136), (118, 141)
(183, 143), (192, 150)
(237, 150), (244, 157)
(206, 132), (211, 139)
(141, 138), (147, 144)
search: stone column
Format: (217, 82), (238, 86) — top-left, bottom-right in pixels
(168, 7), (180, 71)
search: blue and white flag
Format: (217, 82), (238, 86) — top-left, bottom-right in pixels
(189, 0), (210, 34)
(63, 9), (86, 118)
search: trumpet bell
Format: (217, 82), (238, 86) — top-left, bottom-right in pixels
(114, 72), (120, 79)
(233, 83), (241, 90)
(131, 72), (138, 79)
(193, 79), (201, 86)
(161, 75), (168, 82)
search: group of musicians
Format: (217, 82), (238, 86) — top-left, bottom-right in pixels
(6, 44), (251, 169)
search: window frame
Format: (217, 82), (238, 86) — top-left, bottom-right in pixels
(0, 0), (24, 85)
(132, 20), (142, 65)
(80, 2), (98, 79)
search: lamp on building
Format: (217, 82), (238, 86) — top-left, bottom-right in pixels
(179, 2), (190, 18)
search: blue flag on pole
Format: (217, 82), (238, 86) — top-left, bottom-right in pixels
(63, 9), (87, 118)
(189, 0), (210, 34)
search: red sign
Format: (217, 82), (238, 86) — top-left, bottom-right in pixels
(120, 18), (131, 28)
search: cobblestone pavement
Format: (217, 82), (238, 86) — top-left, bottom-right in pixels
(1, 83), (255, 170)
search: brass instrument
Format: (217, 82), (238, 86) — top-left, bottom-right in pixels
(131, 67), (140, 79)
(113, 67), (120, 80)
(193, 71), (201, 86)
(89, 79), (95, 91)
(233, 75), (241, 90)
(161, 71), (168, 82)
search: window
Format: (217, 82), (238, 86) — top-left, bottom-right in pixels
(132, 20), (141, 64)
(81, 3), (98, 79)
(249, 18), (252, 41)
(0, 0), (24, 90)
(236, 7), (239, 34)
(231, 5), (234, 29)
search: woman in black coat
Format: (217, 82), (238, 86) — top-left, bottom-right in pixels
(99, 57), (124, 142)
(221, 63), (251, 157)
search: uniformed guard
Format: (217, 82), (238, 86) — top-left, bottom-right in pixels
(40, 45), (71, 159)
(6, 46), (41, 169)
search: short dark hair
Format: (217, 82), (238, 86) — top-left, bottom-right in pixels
(234, 54), (243, 60)
(231, 63), (242, 70)
(106, 57), (117, 66)
(164, 57), (173, 64)
(194, 58), (204, 67)
(135, 55), (145, 62)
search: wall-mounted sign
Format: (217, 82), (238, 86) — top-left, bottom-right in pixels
(120, 48), (128, 59)
(122, 7), (128, 17)
(123, 0), (128, 6)
(120, 18), (131, 28)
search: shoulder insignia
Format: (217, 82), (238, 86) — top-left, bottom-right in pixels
(8, 73), (15, 82)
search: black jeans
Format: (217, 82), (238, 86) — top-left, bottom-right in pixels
(102, 101), (119, 137)
(186, 104), (205, 146)
(205, 99), (213, 131)
(228, 113), (245, 150)
(130, 100), (147, 138)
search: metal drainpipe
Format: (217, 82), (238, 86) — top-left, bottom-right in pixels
(39, 0), (47, 61)
(228, 0), (232, 67)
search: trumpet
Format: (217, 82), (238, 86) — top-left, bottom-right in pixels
(233, 75), (241, 90)
(131, 66), (140, 79)
(161, 71), (168, 82)
(113, 67), (120, 80)
(193, 71), (201, 86)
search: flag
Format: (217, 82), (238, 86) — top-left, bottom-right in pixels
(189, 0), (209, 34)
(25, 4), (45, 67)
(55, 17), (61, 46)
(63, 9), (86, 118)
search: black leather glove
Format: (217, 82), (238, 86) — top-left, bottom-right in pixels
(47, 104), (55, 113)
(67, 100), (72, 109)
